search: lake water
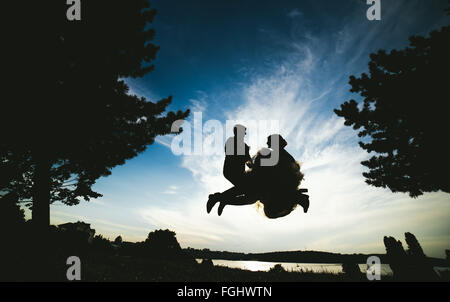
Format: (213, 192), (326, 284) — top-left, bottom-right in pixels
(196, 259), (394, 276)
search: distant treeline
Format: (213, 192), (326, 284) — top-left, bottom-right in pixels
(184, 248), (447, 267)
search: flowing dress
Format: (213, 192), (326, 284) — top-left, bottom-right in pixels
(246, 148), (304, 218)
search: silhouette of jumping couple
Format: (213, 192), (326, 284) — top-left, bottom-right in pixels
(207, 124), (309, 218)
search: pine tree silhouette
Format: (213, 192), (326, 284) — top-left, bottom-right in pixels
(335, 18), (450, 197)
(0, 0), (189, 231)
(405, 232), (426, 259)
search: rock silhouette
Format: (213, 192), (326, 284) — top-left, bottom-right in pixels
(384, 232), (439, 281)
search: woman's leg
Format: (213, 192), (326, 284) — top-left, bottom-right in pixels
(295, 190), (309, 213)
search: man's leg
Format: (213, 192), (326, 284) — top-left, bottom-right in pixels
(218, 194), (257, 216)
(207, 186), (245, 213)
(208, 173), (255, 215)
(216, 173), (253, 215)
(206, 193), (221, 213)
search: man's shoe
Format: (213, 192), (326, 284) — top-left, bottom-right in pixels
(218, 202), (226, 216)
(207, 193), (220, 213)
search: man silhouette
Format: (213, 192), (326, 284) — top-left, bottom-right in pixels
(207, 124), (251, 214)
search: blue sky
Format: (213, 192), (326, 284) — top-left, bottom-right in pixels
(46, 0), (450, 257)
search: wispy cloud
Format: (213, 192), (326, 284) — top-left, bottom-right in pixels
(143, 11), (450, 256)
(53, 1), (450, 257)
(51, 210), (149, 241)
(189, 90), (208, 112)
(163, 185), (180, 195)
(287, 8), (302, 19)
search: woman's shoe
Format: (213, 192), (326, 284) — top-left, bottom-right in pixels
(297, 193), (309, 213)
(303, 198), (309, 213)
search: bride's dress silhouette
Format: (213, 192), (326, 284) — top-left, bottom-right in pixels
(207, 127), (309, 219)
